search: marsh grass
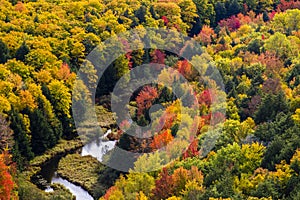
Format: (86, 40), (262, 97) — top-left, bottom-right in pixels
(57, 154), (107, 198)
(29, 139), (83, 167)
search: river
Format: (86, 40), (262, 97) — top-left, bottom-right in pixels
(41, 130), (116, 200)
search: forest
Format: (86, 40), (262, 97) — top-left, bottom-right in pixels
(0, 0), (300, 199)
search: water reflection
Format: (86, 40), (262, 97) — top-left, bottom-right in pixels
(42, 129), (116, 200)
(51, 172), (94, 200)
(81, 130), (117, 162)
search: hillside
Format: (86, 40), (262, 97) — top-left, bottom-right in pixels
(0, 0), (299, 199)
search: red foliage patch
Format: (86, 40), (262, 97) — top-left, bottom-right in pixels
(0, 153), (14, 200)
(136, 86), (159, 116)
(219, 16), (241, 31)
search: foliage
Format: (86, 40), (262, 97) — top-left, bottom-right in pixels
(0, 151), (15, 200)
(0, 0), (299, 199)
(57, 154), (107, 199)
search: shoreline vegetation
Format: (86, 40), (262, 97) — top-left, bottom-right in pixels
(19, 138), (83, 200)
(18, 176), (75, 200)
(20, 105), (117, 199)
(23, 138), (83, 180)
(57, 154), (107, 199)
(0, 0), (299, 198)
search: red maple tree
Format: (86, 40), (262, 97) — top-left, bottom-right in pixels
(136, 86), (159, 116)
(0, 152), (14, 200)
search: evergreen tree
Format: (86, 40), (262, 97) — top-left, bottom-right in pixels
(9, 107), (34, 169)
(29, 109), (55, 155)
(0, 40), (9, 64)
(60, 113), (76, 139)
(37, 97), (63, 143)
(15, 42), (30, 61)
(34, 15), (39, 23)
(9, 0), (17, 5)
(215, 2), (227, 23)
(227, 0), (241, 17)
(263, 10), (270, 22)
(254, 92), (288, 124)
(261, 124), (300, 170)
(247, 38), (264, 54)
(135, 5), (147, 23)
(190, 18), (202, 36)
(4, 15), (10, 23)
(150, 5), (159, 20)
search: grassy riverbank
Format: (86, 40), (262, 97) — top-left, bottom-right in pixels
(18, 174), (75, 200)
(21, 106), (117, 199)
(96, 105), (116, 128)
(57, 154), (108, 199)
(30, 139), (83, 167)
(23, 138), (83, 179)
(19, 138), (83, 200)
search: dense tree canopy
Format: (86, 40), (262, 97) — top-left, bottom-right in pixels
(0, 0), (299, 199)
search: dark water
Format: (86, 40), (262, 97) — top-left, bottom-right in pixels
(38, 130), (116, 200)
(39, 153), (94, 200)
(39, 156), (60, 183)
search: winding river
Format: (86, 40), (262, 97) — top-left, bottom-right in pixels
(42, 130), (116, 200)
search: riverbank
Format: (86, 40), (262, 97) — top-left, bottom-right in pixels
(57, 154), (109, 199)
(30, 138), (84, 167)
(22, 105), (118, 199)
(23, 138), (83, 179)
(20, 138), (83, 199)
(18, 139), (83, 200)
(18, 176), (75, 200)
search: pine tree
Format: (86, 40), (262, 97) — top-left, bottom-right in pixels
(227, 0), (241, 17)
(254, 92), (289, 124)
(9, 0), (18, 5)
(37, 97), (63, 143)
(33, 15), (39, 23)
(0, 40), (9, 64)
(135, 5), (147, 23)
(215, 2), (227, 23)
(9, 107), (34, 169)
(150, 5), (159, 20)
(15, 42), (30, 61)
(29, 109), (55, 155)
(4, 15), (10, 23)
(263, 11), (270, 22)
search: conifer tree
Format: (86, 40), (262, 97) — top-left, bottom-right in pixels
(9, 107), (34, 169)
(0, 40), (9, 64)
(15, 42), (30, 61)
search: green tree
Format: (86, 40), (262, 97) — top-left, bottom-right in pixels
(254, 92), (289, 124)
(193, 0), (215, 25)
(227, 0), (242, 17)
(263, 11), (270, 22)
(264, 32), (293, 59)
(9, 107), (34, 169)
(178, 0), (198, 30)
(215, 2), (227, 23)
(261, 124), (300, 170)
(0, 40), (9, 64)
(15, 42), (30, 61)
(248, 39), (264, 54)
(29, 108), (56, 155)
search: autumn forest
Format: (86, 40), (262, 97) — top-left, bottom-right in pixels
(0, 0), (300, 199)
